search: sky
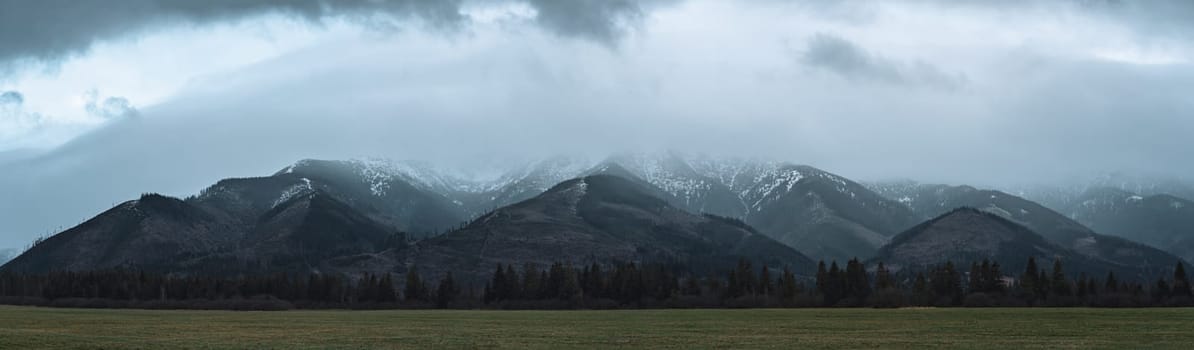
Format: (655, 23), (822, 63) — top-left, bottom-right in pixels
(1, 0), (1193, 248)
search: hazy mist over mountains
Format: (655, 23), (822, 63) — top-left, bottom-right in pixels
(3, 0), (1194, 257)
(2, 149), (1191, 251)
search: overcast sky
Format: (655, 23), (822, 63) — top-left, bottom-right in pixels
(1, 0), (1193, 248)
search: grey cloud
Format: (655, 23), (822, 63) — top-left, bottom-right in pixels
(1081, 1), (1194, 40)
(0, 90), (35, 121)
(82, 90), (138, 120)
(914, 0), (1194, 39)
(0, 91), (24, 105)
(801, 33), (965, 90)
(0, 0), (672, 71)
(0, 90), (46, 142)
(791, 1), (1194, 42)
(526, 0), (661, 45)
(0, 0), (465, 71)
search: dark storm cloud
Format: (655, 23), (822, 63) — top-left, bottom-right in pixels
(0, 0), (464, 70)
(0, 0), (668, 71)
(526, 0), (664, 45)
(801, 33), (965, 90)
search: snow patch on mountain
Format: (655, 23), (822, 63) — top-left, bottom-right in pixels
(273, 178), (313, 208)
(604, 152), (714, 207)
(744, 165), (805, 211)
(496, 156), (592, 193)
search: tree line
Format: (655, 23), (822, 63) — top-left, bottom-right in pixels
(1, 257), (1191, 310)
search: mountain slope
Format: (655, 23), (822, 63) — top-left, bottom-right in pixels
(737, 164), (920, 263)
(869, 183), (1093, 243)
(412, 175), (817, 281)
(2, 194), (241, 273)
(588, 154), (921, 263)
(598, 152), (744, 217)
(869, 182), (1184, 272)
(480, 156), (594, 210)
(265, 159), (470, 236)
(872, 208), (1173, 279)
(242, 192), (398, 271)
(1064, 188), (1194, 262)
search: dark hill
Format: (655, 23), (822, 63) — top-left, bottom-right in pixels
(2, 194), (240, 273)
(868, 183), (1183, 275)
(1065, 188), (1194, 263)
(872, 208), (1174, 280)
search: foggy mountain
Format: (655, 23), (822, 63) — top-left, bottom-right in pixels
(871, 208), (1172, 280)
(867, 181), (1183, 273)
(5, 153), (1188, 284)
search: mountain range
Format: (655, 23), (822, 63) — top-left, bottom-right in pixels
(1052, 188), (1194, 263)
(872, 208), (1169, 280)
(866, 182), (1179, 274)
(2, 153), (1189, 283)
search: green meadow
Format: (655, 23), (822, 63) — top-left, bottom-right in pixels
(1, 306), (1191, 349)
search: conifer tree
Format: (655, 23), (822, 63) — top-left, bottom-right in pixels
(522, 263), (541, 299)
(875, 262), (895, 290)
(1020, 257), (1039, 298)
(815, 261), (827, 297)
(1076, 273), (1088, 298)
(759, 266), (773, 296)
(682, 276), (702, 296)
(780, 267), (799, 300)
(1173, 262), (1192, 297)
(824, 261), (844, 305)
(735, 259), (756, 296)
(488, 264), (506, 302)
(378, 273), (397, 303)
(1154, 279), (1171, 301)
(1104, 271), (1118, 293)
(912, 272), (930, 305)
(1036, 268), (1051, 300)
(404, 265), (425, 302)
(435, 272), (458, 308)
(725, 270), (741, 299)
(844, 258), (870, 301)
(505, 265), (521, 299)
(984, 261), (1004, 294)
(968, 262), (982, 294)
(1051, 260), (1071, 297)
(559, 265), (582, 300)
(584, 263), (605, 298)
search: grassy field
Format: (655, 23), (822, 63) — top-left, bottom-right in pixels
(0, 306), (1191, 349)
